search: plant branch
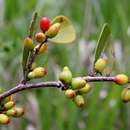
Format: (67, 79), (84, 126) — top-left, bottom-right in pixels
(0, 76), (128, 100)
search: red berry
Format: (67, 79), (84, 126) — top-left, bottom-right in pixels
(40, 17), (50, 31)
(35, 32), (46, 43)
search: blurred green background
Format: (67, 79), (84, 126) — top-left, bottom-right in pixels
(0, 0), (130, 130)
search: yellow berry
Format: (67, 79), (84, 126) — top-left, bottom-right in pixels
(33, 67), (47, 78)
(78, 83), (92, 94)
(13, 107), (24, 117)
(121, 88), (130, 103)
(24, 37), (34, 50)
(45, 23), (61, 38)
(94, 58), (106, 73)
(36, 43), (47, 54)
(0, 114), (10, 125)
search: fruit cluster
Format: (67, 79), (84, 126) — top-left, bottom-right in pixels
(23, 17), (61, 80)
(0, 88), (24, 125)
(59, 66), (92, 108)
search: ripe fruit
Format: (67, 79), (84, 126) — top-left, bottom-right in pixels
(0, 114), (10, 124)
(114, 74), (128, 85)
(33, 67), (47, 78)
(94, 58), (106, 73)
(121, 88), (130, 103)
(65, 89), (76, 99)
(74, 95), (85, 108)
(4, 101), (15, 110)
(40, 17), (50, 31)
(71, 78), (86, 90)
(78, 83), (92, 94)
(35, 32), (46, 43)
(24, 37), (34, 50)
(13, 107), (24, 117)
(45, 23), (61, 38)
(59, 66), (72, 84)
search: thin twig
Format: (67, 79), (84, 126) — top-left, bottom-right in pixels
(0, 76), (127, 100)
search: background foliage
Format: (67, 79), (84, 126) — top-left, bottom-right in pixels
(0, 0), (130, 130)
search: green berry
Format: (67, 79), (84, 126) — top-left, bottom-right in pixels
(94, 58), (106, 73)
(59, 66), (72, 84)
(4, 101), (15, 110)
(71, 78), (86, 90)
(78, 83), (92, 94)
(74, 95), (85, 108)
(6, 109), (16, 116)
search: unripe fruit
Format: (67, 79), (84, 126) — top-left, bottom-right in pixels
(74, 95), (85, 108)
(78, 83), (92, 94)
(28, 71), (35, 79)
(65, 89), (76, 99)
(59, 66), (72, 84)
(121, 88), (130, 103)
(4, 101), (15, 110)
(114, 74), (128, 85)
(24, 37), (34, 50)
(45, 23), (61, 38)
(0, 114), (10, 124)
(35, 32), (46, 43)
(13, 107), (24, 117)
(94, 58), (106, 73)
(71, 78), (86, 90)
(40, 17), (50, 31)
(6, 109), (16, 116)
(35, 43), (47, 54)
(33, 67), (47, 78)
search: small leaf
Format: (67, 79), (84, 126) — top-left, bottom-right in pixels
(94, 23), (111, 64)
(49, 15), (76, 44)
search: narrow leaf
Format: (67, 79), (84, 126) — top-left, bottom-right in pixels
(94, 23), (111, 64)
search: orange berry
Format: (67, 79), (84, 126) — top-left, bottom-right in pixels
(114, 74), (129, 85)
(65, 89), (76, 99)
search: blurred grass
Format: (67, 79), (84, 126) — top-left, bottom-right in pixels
(0, 0), (130, 130)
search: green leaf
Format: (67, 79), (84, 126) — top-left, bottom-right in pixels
(94, 23), (111, 64)
(49, 15), (76, 44)
(22, 47), (29, 75)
